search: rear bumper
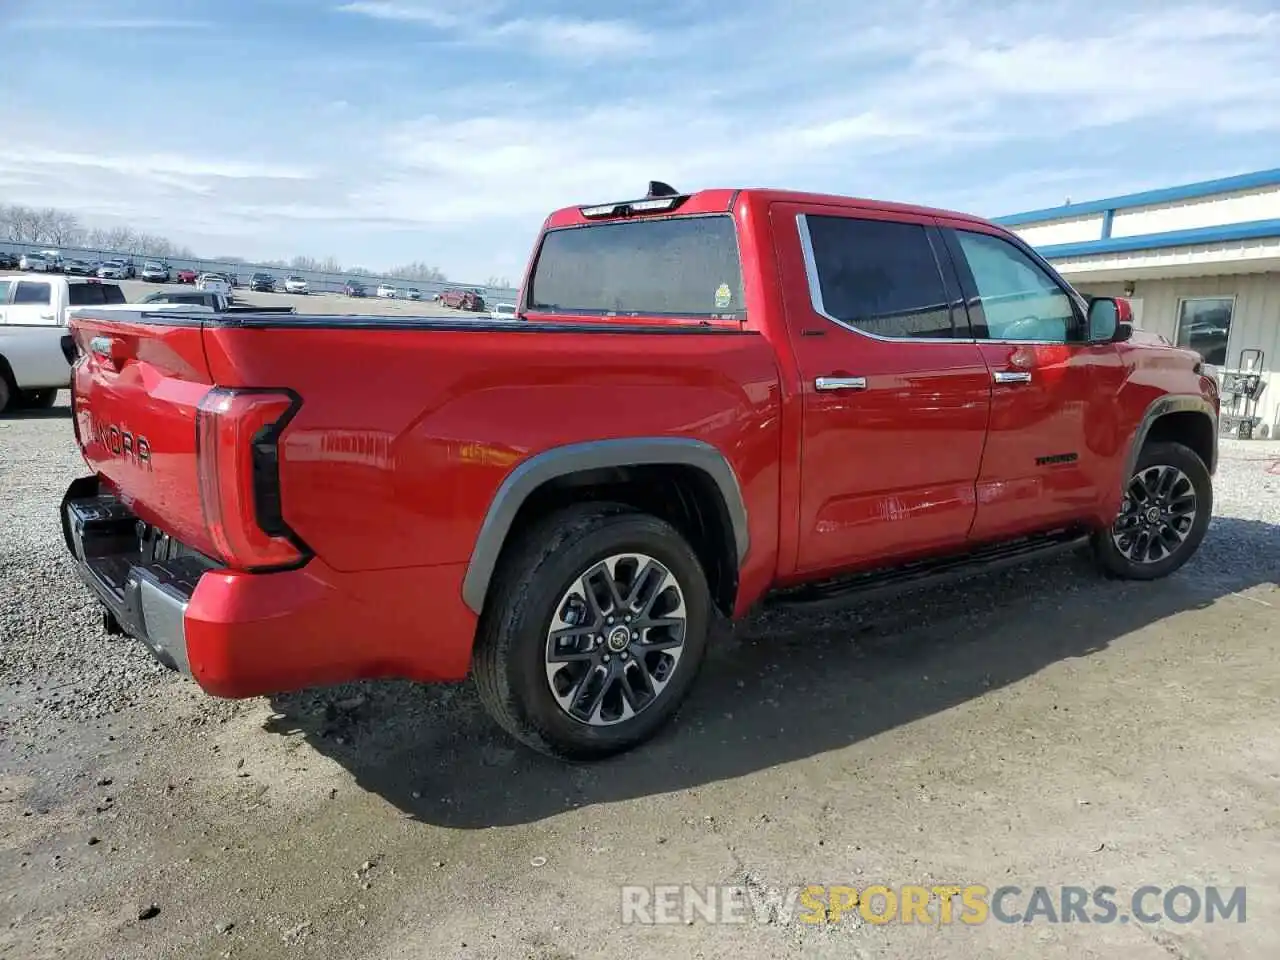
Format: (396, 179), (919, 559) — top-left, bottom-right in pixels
(61, 479), (204, 677)
(61, 477), (479, 697)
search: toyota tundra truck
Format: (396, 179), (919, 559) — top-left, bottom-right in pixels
(58, 182), (1219, 759)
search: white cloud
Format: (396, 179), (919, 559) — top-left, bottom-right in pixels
(0, 147), (313, 182)
(335, 0), (655, 57)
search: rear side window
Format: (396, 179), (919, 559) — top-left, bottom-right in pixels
(13, 281), (51, 306)
(528, 215), (744, 318)
(802, 214), (955, 339)
(68, 283), (126, 306)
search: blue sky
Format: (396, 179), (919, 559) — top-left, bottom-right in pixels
(2, 0), (1279, 283)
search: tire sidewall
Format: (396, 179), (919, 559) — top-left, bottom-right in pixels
(504, 514), (712, 756)
(1098, 441), (1213, 580)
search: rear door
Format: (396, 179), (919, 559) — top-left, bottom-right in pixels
(936, 220), (1122, 541)
(772, 203), (992, 577)
(0, 279), (69, 387)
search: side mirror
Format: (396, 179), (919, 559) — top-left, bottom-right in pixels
(1088, 296), (1133, 343)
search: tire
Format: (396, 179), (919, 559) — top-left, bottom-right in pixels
(21, 388), (57, 409)
(473, 503), (713, 761)
(0, 375), (12, 415)
(1091, 440), (1212, 580)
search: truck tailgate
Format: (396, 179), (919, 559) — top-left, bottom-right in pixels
(69, 313), (218, 556)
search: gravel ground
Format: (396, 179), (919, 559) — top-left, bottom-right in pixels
(1, 400), (1278, 960)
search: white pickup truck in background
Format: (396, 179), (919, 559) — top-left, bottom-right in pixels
(0, 274), (127, 412)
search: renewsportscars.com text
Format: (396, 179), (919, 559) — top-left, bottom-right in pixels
(620, 883), (1247, 926)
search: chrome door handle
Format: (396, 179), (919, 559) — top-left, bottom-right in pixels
(815, 376), (867, 391)
(993, 371), (1032, 384)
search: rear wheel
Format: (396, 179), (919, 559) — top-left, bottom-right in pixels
(473, 504), (712, 760)
(1092, 441), (1212, 580)
(0, 375), (12, 414)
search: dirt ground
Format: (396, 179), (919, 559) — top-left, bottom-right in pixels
(2, 400), (1278, 960)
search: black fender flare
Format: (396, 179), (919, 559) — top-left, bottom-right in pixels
(1124, 394), (1219, 480)
(461, 437), (750, 615)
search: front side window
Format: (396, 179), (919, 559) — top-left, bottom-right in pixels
(954, 230), (1079, 343)
(528, 214), (744, 319)
(803, 214), (955, 338)
(13, 281), (51, 306)
(1175, 297), (1233, 364)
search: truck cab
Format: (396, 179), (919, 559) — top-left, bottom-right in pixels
(0, 275), (126, 412)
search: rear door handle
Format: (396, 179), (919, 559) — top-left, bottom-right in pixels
(815, 376), (868, 391)
(993, 371), (1032, 384)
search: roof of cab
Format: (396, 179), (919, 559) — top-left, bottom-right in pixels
(544, 185), (996, 230)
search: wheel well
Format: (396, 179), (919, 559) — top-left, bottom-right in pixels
(1144, 411), (1216, 473)
(502, 464), (739, 616)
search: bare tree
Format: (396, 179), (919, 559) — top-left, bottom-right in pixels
(485, 275), (513, 289)
(387, 260), (447, 282)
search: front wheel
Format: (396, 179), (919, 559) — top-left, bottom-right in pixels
(1092, 440), (1212, 580)
(472, 504), (712, 760)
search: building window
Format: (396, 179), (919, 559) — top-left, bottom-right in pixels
(1175, 297), (1233, 365)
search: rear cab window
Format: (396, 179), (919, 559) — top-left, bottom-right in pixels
(13, 281), (52, 305)
(526, 215), (745, 320)
(69, 283), (126, 306)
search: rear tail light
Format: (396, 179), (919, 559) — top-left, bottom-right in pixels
(196, 388), (309, 571)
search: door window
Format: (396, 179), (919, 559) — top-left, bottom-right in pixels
(1175, 297), (1232, 365)
(802, 214), (956, 338)
(953, 230), (1079, 343)
(0, 280), (10, 306)
(13, 281), (52, 305)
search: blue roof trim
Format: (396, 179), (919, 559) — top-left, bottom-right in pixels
(994, 167), (1280, 226)
(1034, 218), (1280, 259)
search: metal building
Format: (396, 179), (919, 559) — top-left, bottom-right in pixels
(997, 168), (1280, 437)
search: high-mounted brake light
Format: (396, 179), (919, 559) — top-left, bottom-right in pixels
(579, 181), (689, 219)
(196, 387), (309, 571)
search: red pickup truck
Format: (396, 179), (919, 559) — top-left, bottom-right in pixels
(60, 182), (1219, 760)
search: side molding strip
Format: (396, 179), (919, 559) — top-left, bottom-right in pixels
(461, 437), (750, 614)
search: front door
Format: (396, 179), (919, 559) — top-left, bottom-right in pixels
(937, 221), (1120, 542)
(773, 204), (992, 578)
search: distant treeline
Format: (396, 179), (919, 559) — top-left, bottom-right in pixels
(0, 202), (511, 287)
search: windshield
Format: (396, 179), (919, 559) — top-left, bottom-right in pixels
(527, 214), (744, 318)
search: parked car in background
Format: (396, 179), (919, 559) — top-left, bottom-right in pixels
(439, 288), (485, 311)
(141, 261), (170, 282)
(250, 273), (275, 292)
(344, 281), (367, 297)
(53, 181), (1220, 761)
(62, 259), (94, 276)
(96, 260), (126, 280)
(176, 269), (197, 284)
(376, 283), (397, 299)
(405, 288), (422, 301)
(0, 252), (19, 269)
(137, 290), (296, 314)
(489, 302), (518, 321)
(18, 254), (51, 272)
(195, 273), (233, 297)
(0, 275), (126, 412)
(284, 276), (309, 294)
